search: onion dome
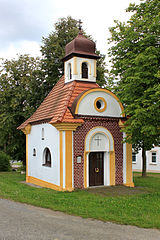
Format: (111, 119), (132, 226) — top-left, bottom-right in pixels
(62, 32), (100, 61)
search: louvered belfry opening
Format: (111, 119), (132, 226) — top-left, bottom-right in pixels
(82, 62), (88, 79)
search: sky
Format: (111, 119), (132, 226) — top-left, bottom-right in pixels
(0, 0), (141, 62)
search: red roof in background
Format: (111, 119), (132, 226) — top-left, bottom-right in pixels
(18, 76), (99, 129)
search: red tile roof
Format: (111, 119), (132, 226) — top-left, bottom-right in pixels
(18, 76), (99, 129)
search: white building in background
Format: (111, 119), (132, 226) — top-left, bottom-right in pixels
(132, 147), (160, 173)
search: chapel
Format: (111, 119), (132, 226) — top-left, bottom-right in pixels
(18, 29), (134, 191)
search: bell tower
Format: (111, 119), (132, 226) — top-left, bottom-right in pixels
(62, 24), (100, 84)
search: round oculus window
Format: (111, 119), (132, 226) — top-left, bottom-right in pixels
(94, 97), (107, 112)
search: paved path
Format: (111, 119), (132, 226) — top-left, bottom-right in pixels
(0, 198), (160, 240)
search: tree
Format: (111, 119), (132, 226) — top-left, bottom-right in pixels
(41, 16), (107, 93)
(0, 55), (44, 164)
(108, 0), (160, 176)
(0, 17), (107, 166)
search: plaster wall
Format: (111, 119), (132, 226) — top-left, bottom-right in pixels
(132, 147), (160, 172)
(64, 57), (96, 83)
(78, 91), (122, 117)
(28, 123), (60, 185)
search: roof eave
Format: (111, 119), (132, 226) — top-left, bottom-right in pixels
(62, 52), (101, 62)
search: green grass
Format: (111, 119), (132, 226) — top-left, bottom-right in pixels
(13, 161), (23, 166)
(0, 172), (160, 229)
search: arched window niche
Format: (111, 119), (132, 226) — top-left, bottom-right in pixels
(82, 62), (88, 79)
(42, 128), (44, 140)
(42, 147), (51, 167)
(68, 63), (72, 80)
(33, 148), (36, 156)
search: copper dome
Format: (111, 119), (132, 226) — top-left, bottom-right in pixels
(62, 32), (100, 61)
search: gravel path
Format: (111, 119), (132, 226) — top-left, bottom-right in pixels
(0, 198), (159, 240)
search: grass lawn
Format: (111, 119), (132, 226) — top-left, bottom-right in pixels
(0, 172), (160, 229)
(12, 161), (23, 166)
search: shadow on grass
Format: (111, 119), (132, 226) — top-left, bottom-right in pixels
(83, 185), (150, 197)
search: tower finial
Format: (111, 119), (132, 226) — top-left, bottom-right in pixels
(78, 19), (83, 32)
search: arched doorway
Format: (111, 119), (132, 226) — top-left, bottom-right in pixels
(84, 127), (115, 188)
(89, 152), (104, 186)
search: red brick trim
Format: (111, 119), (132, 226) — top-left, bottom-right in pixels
(73, 117), (123, 188)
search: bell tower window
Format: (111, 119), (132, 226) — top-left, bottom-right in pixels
(68, 63), (72, 80)
(82, 62), (88, 79)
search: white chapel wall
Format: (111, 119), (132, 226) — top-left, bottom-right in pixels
(78, 91), (122, 117)
(28, 123), (60, 185)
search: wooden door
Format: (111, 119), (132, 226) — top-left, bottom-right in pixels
(89, 152), (104, 186)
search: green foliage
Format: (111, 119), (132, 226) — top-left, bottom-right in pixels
(0, 16), (107, 166)
(1, 172), (160, 228)
(108, 0), (160, 156)
(0, 151), (11, 171)
(96, 50), (108, 87)
(0, 55), (44, 164)
(41, 16), (107, 91)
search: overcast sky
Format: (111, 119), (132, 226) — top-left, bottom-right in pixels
(0, 0), (141, 62)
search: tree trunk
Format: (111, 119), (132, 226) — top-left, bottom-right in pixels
(142, 146), (147, 177)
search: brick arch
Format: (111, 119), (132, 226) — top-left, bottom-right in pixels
(73, 117), (123, 189)
(85, 126), (114, 152)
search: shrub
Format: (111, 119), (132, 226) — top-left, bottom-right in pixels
(0, 151), (11, 171)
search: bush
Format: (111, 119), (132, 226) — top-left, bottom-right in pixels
(0, 151), (11, 171)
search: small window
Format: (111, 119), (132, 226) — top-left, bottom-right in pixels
(96, 101), (102, 109)
(151, 152), (157, 163)
(42, 128), (44, 140)
(68, 63), (72, 80)
(43, 147), (51, 167)
(94, 97), (107, 112)
(33, 148), (36, 156)
(132, 152), (136, 163)
(82, 62), (88, 79)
